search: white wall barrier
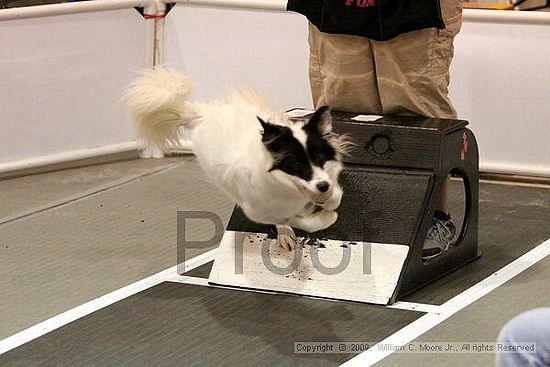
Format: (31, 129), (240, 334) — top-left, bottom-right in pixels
(0, 1), (548, 177)
(0, 4), (151, 173)
(451, 11), (550, 177)
(164, 3), (311, 110)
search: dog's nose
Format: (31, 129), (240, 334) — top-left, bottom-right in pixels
(316, 181), (330, 193)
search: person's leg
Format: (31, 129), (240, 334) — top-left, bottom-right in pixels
(370, 0), (462, 258)
(495, 308), (550, 367)
(371, 0), (462, 119)
(307, 23), (382, 114)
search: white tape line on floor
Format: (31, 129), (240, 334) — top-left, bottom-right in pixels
(0, 248), (217, 355)
(339, 237), (550, 367)
(387, 301), (443, 314)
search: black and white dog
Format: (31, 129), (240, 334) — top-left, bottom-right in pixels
(125, 68), (351, 250)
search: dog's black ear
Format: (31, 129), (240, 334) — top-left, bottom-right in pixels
(258, 117), (289, 143)
(303, 106), (332, 135)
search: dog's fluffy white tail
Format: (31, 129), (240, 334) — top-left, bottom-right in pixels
(125, 68), (198, 152)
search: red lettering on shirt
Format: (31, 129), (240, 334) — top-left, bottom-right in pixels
(345, 0), (375, 7)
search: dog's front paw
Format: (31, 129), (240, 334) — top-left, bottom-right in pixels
(277, 234), (296, 251)
(276, 225), (297, 251)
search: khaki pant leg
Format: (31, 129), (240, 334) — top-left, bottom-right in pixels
(308, 23), (383, 114)
(372, 0), (463, 118)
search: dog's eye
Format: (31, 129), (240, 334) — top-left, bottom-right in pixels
(313, 152), (328, 167)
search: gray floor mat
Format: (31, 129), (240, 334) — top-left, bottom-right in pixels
(1, 158), (548, 366)
(0, 282), (422, 367)
(0, 160), (233, 339)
